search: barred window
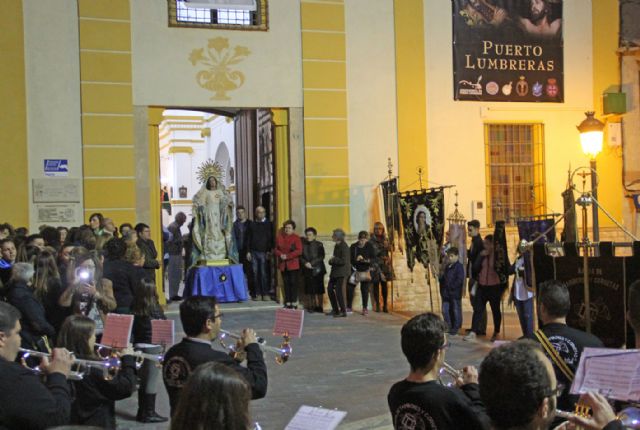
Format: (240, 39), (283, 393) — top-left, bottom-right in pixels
(484, 123), (546, 226)
(169, 0), (268, 31)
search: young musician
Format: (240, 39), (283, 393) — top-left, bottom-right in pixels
(388, 312), (489, 430)
(162, 296), (267, 416)
(0, 301), (74, 429)
(57, 315), (137, 429)
(131, 278), (168, 423)
(170, 362), (256, 430)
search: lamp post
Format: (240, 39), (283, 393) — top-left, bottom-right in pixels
(577, 111), (605, 242)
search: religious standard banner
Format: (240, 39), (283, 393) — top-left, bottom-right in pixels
(380, 178), (401, 246)
(453, 0), (564, 102)
(399, 189), (445, 271)
(493, 220), (511, 284)
(517, 219), (556, 243)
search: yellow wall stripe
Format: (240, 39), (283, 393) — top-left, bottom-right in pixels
(301, 0), (350, 233)
(79, 0), (136, 225)
(394, 0), (428, 190)
(0, 0), (29, 226)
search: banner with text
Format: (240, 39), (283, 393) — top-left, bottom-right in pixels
(453, 0), (563, 102)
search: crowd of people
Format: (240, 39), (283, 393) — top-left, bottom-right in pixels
(0, 211), (639, 430)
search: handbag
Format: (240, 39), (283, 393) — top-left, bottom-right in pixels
(355, 270), (372, 283)
(348, 270), (357, 285)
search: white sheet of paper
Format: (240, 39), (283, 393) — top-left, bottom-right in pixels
(570, 348), (640, 401)
(285, 406), (347, 430)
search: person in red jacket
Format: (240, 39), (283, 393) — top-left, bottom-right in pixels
(275, 220), (302, 309)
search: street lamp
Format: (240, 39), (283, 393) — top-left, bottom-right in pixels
(577, 111), (605, 242)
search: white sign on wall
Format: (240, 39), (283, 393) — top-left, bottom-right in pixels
(33, 178), (81, 203)
(35, 204), (78, 224)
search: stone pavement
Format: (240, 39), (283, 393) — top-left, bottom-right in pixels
(114, 300), (523, 429)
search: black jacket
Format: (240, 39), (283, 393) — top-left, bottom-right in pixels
(69, 355), (137, 429)
(102, 259), (143, 310)
(132, 303), (166, 345)
(163, 338), (268, 416)
(301, 239), (326, 275)
(233, 219), (251, 253)
(0, 358), (71, 430)
(136, 238), (160, 279)
(350, 242), (375, 272)
(247, 219), (274, 253)
(329, 241), (351, 279)
(7, 281), (55, 349)
(467, 235), (484, 280)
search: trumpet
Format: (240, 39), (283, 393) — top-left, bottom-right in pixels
(19, 348), (120, 381)
(95, 343), (164, 369)
(438, 362), (463, 387)
(218, 329), (292, 365)
(555, 406), (640, 429)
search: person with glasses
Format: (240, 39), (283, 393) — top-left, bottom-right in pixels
(479, 340), (622, 430)
(387, 312), (489, 430)
(162, 296), (267, 416)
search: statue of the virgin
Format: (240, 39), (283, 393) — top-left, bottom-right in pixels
(191, 159), (238, 265)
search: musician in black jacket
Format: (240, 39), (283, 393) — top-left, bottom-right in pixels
(162, 296), (267, 416)
(57, 315), (137, 429)
(0, 301), (74, 430)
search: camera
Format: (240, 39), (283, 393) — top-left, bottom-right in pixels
(75, 268), (93, 282)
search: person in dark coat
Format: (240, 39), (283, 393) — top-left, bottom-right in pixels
(466, 219), (486, 336)
(135, 223), (160, 282)
(232, 206), (253, 297)
(350, 231), (375, 316)
(57, 315), (137, 429)
(300, 227), (326, 313)
(327, 229), (350, 317)
(246, 206), (274, 301)
(7, 263), (56, 351)
(370, 222), (393, 313)
(102, 238), (144, 314)
(439, 247), (465, 335)
(162, 296), (267, 416)
(0, 301), (74, 430)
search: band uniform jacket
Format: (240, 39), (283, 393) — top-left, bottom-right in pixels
(162, 337), (268, 416)
(0, 358), (71, 430)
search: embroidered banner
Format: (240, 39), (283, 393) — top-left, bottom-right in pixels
(399, 189), (445, 271)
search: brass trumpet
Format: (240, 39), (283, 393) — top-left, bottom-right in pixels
(555, 406), (640, 429)
(95, 343), (164, 369)
(438, 362), (463, 387)
(218, 329), (292, 365)
(19, 348), (120, 380)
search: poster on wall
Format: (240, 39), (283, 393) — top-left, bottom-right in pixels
(452, 0), (564, 102)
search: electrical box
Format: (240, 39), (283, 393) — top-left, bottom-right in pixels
(471, 200), (486, 225)
(603, 92), (627, 115)
(607, 122), (622, 147)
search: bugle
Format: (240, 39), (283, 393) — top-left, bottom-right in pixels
(218, 329), (292, 365)
(19, 348), (120, 380)
(95, 343), (164, 369)
(438, 362), (462, 387)
(555, 405), (640, 429)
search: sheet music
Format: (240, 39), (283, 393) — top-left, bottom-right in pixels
(273, 308), (304, 338)
(285, 406), (347, 430)
(571, 348), (640, 401)
(101, 314), (134, 348)
(151, 320), (175, 347)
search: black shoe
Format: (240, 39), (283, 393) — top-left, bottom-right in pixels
(170, 296), (183, 302)
(137, 393), (168, 423)
(383, 306), (388, 313)
(339, 312), (347, 317)
(307, 308), (315, 314)
(315, 306), (324, 313)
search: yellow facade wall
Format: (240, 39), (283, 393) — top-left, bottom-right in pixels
(301, 0), (349, 233)
(79, 1), (136, 224)
(394, 0), (428, 190)
(592, 0), (623, 227)
(0, 0), (29, 226)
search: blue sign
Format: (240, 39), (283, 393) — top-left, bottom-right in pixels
(44, 159), (68, 177)
(633, 194), (640, 210)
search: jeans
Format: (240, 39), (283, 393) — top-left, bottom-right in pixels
(328, 277), (347, 314)
(251, 251), (271, 297)
(168, 254), (183, 298)
(442, 298), (462, 333)
(515, 297), (534, 338)
(282, 269), (299, 304)
(472, 284), (503, 334)
(371, 281), (388, 310)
